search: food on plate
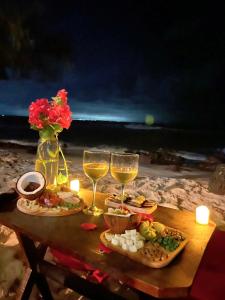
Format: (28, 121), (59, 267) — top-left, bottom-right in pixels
(38, 190), (61, 207)
(16, 171), (46, 200)
(107, 207), (131, 215)
(161, 227), (185, 241)
(105, 229), (145, 252)
(152, 222), (165, 233)
(140, 242), (168, 261)
(139, 220), (185, 251)
(105, 194), (157, 213)
(139, 221), (165, 239)
(139, 221), (157, 240)
(101, 219), (188, 268)
(17, 184), (83, 216)
(126, 195), (146, 207)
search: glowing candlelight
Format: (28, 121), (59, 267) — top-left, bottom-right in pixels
(70, 179), (80, 193)
(196, 205), (209, 225)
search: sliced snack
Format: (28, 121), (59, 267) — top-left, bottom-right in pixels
(105, 194), (157, 214)
(126, 195), (146, 207)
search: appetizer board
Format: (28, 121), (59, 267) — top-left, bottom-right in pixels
(17, 196), (84, 217)
(100, 225), (188, 268)
(16, 171), (84, 217)
(17, 192), (84, 217)
(105, 194), (157, 214)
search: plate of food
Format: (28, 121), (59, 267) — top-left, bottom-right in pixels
(105, 194), (157, 214)
(16, 171), (84, 216)
(100, 220), (188, 268)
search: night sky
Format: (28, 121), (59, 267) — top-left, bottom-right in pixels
(0, 0), (225, 128)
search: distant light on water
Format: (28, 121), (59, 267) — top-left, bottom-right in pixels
(145, 114), (155, 126)
(72, 113), (133, 122)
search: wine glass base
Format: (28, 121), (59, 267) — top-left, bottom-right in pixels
(83, 205), (103, 216)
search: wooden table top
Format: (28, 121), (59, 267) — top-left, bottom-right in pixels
(0, 190), (216, 298)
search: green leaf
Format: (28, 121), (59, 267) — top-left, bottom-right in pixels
(50, 124), (63, 134)
(39, 126), (55, 140)
(60, 202), (80, 209)
(52, 96), (62, 105)
(31, 125), (39, 131)
(57, 172), (68, 185)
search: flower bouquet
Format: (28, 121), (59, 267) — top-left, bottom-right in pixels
(28, 89), (72, 188)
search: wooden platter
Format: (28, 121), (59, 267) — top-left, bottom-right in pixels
(100, 227), (188, 268)
(17, 197), (84, 217)
(105, 198), (157, 214)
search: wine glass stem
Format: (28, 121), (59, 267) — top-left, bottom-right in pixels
(92, 180), (97, 208)
(121, 184), (125, 207)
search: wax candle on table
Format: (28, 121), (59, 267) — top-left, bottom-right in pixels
(70, 179), (80, 193)
(196, 205), (209, 225)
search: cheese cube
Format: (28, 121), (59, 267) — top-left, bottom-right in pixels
(105, 232), (112, 241)
(122, 243), (128, 250)
(129, 229), (137, 236)
(118, 237), (125, 244)
(130, 235), (137, 241)
(125, 230), (131, 236)
(111, 238), (119, 246)
(136, 240), (144, 249)
(129, 245), (137, 252)
(126, 239), (133, 246)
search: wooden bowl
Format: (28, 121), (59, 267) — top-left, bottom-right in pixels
(104, 213), (142, 234)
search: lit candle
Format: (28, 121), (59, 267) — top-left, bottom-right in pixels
(196, 205), (209, 225)
(70, 179), (80, 193)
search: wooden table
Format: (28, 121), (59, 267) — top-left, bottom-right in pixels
(0, 190), (216, 299)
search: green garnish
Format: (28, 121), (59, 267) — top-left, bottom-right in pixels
(60, 202), (80, 209)
(157, 236), (179, 252)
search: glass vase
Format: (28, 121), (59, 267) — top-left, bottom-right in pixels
(35, 136), (59, 188)
(35, 135), (69, 189)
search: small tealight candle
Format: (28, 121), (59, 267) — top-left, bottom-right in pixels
(70, 179), (80, 193)
(196, 205), (209, 225)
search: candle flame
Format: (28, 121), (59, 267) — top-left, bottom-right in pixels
(70, 179), (80, 193)
(196, 205), (209, 225)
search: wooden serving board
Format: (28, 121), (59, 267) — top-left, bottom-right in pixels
(17, 198), (84, 217)
(105, 198), (157, 214)
(100, 228), (188, 268)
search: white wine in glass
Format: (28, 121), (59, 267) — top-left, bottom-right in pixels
(83, 150), (110, 216)
(110, 152), (139, 206)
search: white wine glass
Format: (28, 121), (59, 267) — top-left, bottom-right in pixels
(110, 152), (139, 206)
(83, 150), (110, 216)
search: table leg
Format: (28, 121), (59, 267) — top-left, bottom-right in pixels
(16, 232), (53, 300)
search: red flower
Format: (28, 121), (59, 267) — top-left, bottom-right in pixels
(49, 103), (72, 129)
(28, 89), (72, 133)
(29, 98), (50, 129)
(56, 89), (68, 104)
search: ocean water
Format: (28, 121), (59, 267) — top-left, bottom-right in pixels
(0, 116), (225, 155)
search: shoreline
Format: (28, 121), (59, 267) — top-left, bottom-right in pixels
(1, 116), (225, 153)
